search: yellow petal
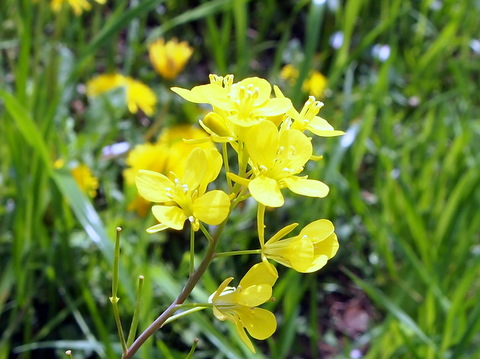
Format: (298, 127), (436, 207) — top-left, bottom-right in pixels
(246, 121), (278, 168)
(237, 307), (277, 340)
(308, 117), (345, 137)
(236, 284), (272, 307)
(234, 319), (256, 353)
(135, 170), (174, 203)
(283, 176), (329, 198)
(151, 205), (186, 230)
(249, 176), (284, 207)
(255, 97), (292, 117)
(193, 190), (230, 225)
(183, 148), (207, 190)
(278, 129), (312, 169)
(146, 223), (169, 233)
(171, 86), (208, 103)
(239, 262), (278, 288)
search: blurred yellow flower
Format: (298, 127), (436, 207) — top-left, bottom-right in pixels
(135, 148), (230, 232)
(262, 219), (339, 273)
(280, 64), (328, 97)
(209, 262), (278, 353)
(149, 38), (193, 80)
(55, 160), (99, 198)
(86, 74), (157, 116)
(50, 0), (105, 15)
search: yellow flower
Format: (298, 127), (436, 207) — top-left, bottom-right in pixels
(86, 74), (157, 116)
(124, 126), (213, 216)
(149, 38), (193, 80)
(229, 120), (329, 207)
(209, 262), (278, 353)
(70, 164), (99, 198)
(274, 86), (344, 137)
(172, 74), (292, 141)
(135, 148), (230, 232)
(280, 65), (328, 97)
(262, 220), (339, 273)
(50, 0), (105, 15)
(302, 71), (328, 98)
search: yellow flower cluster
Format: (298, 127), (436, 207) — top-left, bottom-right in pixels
(135, 74), (343, 352)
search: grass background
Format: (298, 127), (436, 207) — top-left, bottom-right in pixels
(1, 0), (480, 358)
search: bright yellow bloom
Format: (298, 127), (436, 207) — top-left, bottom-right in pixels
(124, 126), (213, 215)
(149, 38), (193, 80)
(230, 120), (329, 207)
(172, 74), (292, 141)
(86, 74), (157, 116)
(50, 0), (105, 15)
(274, 86), (344, 138)
(262, 220), (339, 273)
(209, 262), (278, 353)
(135, 148), (230, 232)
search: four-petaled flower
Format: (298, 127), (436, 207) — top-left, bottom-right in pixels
(135, 148), (230, 232)
(262, 219), (339, 273)
(230, 120), (329, 207)
(209, 262), (278, 353)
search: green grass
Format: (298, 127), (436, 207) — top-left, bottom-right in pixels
(1, 0), (480, 358)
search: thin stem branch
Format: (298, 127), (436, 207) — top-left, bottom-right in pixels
(122, 222), (226, 359)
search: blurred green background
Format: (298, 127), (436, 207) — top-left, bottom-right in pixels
(1, 0), (480, 358)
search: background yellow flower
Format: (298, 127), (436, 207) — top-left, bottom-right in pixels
(149, 38), (193, 80)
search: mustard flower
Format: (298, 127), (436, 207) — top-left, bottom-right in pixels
(262, 220), (339, 273)
(209, 262), (278, 353)
(135, 148), (230, 232)
(50, 0), (105, 15)
(172, 75), (292, 140)
(149, 38), (193, 80)
(274, 86), (344, 137)
(230, 120), (329, 207)
(124, 126), (213, 216)
(86, 74), (157, 116)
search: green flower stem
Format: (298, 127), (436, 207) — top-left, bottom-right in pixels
(185, 339), (199, 359)
(122, 222), (226, 359)
(257, 204), (266, 247)
(126, 275), (144, 347)
(162, 305), (210, 327)
(214, 249), (262, 258)
(111, 227), (127, 355)
(222, 142), (233, 192)
(190, 225), (195, 275)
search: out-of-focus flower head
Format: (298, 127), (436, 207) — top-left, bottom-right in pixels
(209, 262), (278, 353)
(86, 74), (157, 116)
(54, 160), (99, 198)
(50, 0), (105, 15)
(149, 38), (193, 80)
(280, 64), (328, 98)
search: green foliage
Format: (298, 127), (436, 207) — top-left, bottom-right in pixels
(1, 0), (479, 358)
